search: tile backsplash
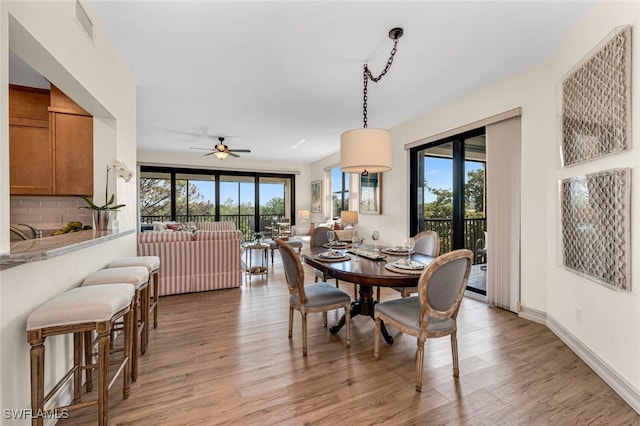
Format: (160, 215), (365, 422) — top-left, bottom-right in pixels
(10, 196), (93, 229)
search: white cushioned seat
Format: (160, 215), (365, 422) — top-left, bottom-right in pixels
(374, 297), (455, 334)
(109, 256), (160, 273)
(27, 284), (135, 330)
(82, 266), (149, 289)
(290, 283), (351, 309)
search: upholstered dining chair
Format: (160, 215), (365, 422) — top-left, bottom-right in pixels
(276, 239), (351, 356)
(374, 249), (472, 391)
(309, 226), (335, 284)
(388, 230), (441, 298)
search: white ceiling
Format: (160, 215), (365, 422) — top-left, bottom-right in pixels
(80, 1), (593, 164)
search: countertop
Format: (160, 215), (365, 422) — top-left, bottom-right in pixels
(1, 229), (135, 270)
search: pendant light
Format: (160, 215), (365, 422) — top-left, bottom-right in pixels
(340, 27), (403, 176)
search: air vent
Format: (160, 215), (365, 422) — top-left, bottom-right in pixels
(75, 0), (93, 41)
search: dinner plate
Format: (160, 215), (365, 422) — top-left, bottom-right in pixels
(385, 246), (410, 253)
(392, 260), (425, 270)
(323, 242), (348, 248)
(318, 251), (347, 259)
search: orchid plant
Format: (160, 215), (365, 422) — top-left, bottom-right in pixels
(80, 160), (133, 210)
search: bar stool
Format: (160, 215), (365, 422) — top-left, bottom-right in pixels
(27, 284), (135, 426)
(82, 266), (149, 382)
(109, 256), (160, 333)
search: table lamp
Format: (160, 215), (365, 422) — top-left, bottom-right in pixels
(340, 210), (358, 231)
(297, 209), (310, 225)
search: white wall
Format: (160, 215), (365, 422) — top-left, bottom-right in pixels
(0, 0), (137, 419)
(312, 0), (640, 406)
(138, 149), (312, 223)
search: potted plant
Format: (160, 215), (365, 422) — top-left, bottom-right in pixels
(79, 160), (132, 231)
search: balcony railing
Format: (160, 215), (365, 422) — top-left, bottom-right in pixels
(141, 214), (287, 240)
(424, 218), (486, 262)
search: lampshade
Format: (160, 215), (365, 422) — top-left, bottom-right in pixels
(340, 128), (392, 174)
(297, 210), (310, 219)
(340, 210), (358, 225)
(214, 151), (228, 160)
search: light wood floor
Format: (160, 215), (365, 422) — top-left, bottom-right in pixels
(59, 257), (639, 425)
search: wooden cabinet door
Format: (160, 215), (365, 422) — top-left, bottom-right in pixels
(52, 112), (94, 196)
(9, 117), (53, 195)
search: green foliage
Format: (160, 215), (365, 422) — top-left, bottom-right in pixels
(465, 168), (485, 213)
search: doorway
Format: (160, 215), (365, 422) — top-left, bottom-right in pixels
(410, 128), (487, 294)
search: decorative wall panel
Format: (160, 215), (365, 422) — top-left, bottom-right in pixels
(561, 26), (631, 166)
(560, 168), (631, 290)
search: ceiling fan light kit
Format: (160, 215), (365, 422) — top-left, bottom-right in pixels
(341, 27), (403, 176)
(191, 136), (251, 160)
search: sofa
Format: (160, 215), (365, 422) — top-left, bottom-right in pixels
(137, 222), (243, 295)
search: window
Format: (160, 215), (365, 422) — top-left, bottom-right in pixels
(330, 166), (349, 218)
(140, 166), (295, 239)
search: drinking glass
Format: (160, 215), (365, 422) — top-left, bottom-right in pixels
(371, 230), (380, 253)
(327, 230), (336, 251)
(404, 237), (415, 264)
(351, 235), (362, 262)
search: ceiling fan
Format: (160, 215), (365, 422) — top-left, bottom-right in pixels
(190, 137), (251, 159)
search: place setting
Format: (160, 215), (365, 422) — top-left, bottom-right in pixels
(382, 237), (426, 274)
(315, 250), (351, 262)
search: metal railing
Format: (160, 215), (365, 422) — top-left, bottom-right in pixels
(424, 218), (486, 262)
(141, 213), (287, 240)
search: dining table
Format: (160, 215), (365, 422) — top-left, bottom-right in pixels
(302, 244), (435, 344)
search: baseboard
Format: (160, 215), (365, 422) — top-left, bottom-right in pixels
(544, 314), (640, 414)
(518, 305), (547, 325)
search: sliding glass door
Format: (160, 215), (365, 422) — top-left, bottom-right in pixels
(410, 128), (487, 294)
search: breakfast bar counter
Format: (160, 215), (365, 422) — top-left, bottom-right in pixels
(1, 229), (135, 270)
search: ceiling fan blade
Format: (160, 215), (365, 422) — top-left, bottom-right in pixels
(167, 129), (203, 137)
(203, 151), (216, 156)
(189, 147), (214, 151)
(229, 149), (251, 153)
(228, 152), (240, 158)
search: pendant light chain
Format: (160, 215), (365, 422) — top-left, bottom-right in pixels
(362, 38), (400, 129)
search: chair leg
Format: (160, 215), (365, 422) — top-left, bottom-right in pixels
(288, 306), (294, 338)
(416, 337), (426, 392)
(73, 333), (82, 403)
(84, 330), (94, 392)
(376, 286), (381, 301)
(97, 323), (110, 426)
(373, 316), (381, 360)
(29, 333), (45, 426)
(322, 312), (328, 327)
(301, 313), (308, 356)
(451, 331), (459, 378)
(152, 272), (159, 329)
(344, 306), (351, 348)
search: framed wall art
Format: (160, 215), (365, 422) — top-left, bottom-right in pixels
(560, 25), (631, 166)
(359, 173), (381, 215)
(560, 168), (631, 290)
(311, 180), (322, 213)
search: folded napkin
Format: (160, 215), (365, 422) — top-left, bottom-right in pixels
(346, 248), (386, 260)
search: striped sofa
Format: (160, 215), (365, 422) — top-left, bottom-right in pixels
(137, 222), (243, 295)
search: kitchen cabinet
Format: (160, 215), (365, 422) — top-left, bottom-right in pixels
(9, 86), (53, 194)
(9, 84), (93, 196)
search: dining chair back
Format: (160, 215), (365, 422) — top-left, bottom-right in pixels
(308, 226), (339, 286)
(390, 230), (441, 298)
(374, 249), (473, 391)
(310, 226), (331, 247)
(277, 240), (351, 356)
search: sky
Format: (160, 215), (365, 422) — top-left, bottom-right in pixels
(191, 180), (284, 206)
(423, 157), (484, 202)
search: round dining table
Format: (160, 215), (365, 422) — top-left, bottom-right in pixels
(302, 245), (435, 344)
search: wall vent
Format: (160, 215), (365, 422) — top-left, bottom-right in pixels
(75, 0), (93, 41)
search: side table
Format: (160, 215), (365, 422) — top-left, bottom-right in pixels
(242, 242), (269, 277)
